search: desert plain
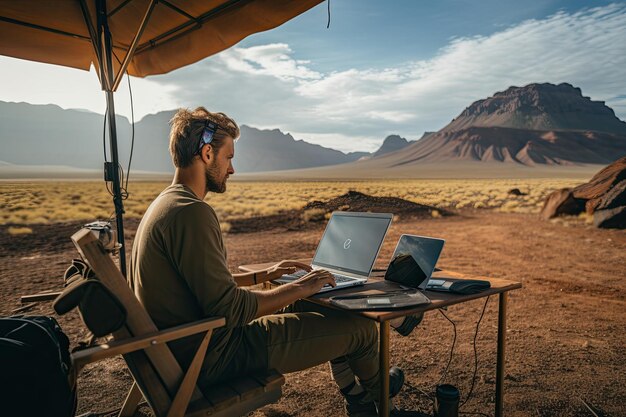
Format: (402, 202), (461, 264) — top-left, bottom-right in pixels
(1, 177), (625, 417)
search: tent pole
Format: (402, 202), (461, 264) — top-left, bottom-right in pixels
(98, 0), (127, 276)
(104, 90), (127, 277)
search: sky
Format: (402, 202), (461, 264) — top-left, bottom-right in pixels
(1, 0), (625, 153)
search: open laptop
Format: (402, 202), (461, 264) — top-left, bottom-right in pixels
(389, 234), (445, 290)
(274, 211), (393, 293)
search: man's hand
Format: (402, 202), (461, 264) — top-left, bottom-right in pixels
(290, 269), (336, 297)
(262, 260), (312, 281)
(252, 267), (335, 317)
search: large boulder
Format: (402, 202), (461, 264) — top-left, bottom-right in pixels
(572, 156), (626, 213)
(540, 188), (586, 219)
(595, 179), (626, 211)
(540, 156), (626, 228)
(592, 179), (626, 228)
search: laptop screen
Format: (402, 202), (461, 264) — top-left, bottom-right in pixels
(312, 212), (392, 276)
(391, 234), (445, 288)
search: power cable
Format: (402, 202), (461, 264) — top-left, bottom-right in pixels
(102, 107), (108, 162)
(461, 296), (491, 408)
(423, 298), (492, 416)
(106, 50), (134, 201)
(437, 308), (457, 385)
(123, 72), (135, 198)
(326, 0), (331, 28)
(102, 105), (115, 197)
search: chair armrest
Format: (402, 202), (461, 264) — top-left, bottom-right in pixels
(21, 291), (62, 303)
(72, 316), (226, 370)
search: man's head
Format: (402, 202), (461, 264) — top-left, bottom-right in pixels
(169, 107), (239, 193)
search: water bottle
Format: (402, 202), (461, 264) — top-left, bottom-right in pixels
(434, 384), (460, 417)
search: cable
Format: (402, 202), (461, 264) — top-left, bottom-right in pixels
(326, 0), (331, 28)
(106, 50), (134, 201)
(118, 164), (128, 199)
(415, 300), (491, 416)
(102, 106), (115, 197)
(123, 71), (135, 198)
(437, 308), (457, 385)
(404, 302), (493, 417)
(460, 296), (490, 408)
(102, 107), (108, 162)
(106, 209), (116, 224)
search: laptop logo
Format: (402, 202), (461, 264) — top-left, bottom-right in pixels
(343, 239), (352, 249)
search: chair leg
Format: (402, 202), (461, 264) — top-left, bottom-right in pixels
(166, 330), (213, 417)
(119, 381), (143, 417)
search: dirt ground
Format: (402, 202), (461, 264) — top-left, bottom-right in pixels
(1, 210), (625, 417)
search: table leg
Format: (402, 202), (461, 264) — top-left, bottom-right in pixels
(379, 321), (390, 417)
(496, 292), (508, 417)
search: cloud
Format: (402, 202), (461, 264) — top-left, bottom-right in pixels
(151, 3), (626, 152)
(220, 44), (322, 81)
(287, 131), (383, 153)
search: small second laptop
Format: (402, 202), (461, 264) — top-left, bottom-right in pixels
(275, 211), (393, 293)
(388, 234), (445, 290)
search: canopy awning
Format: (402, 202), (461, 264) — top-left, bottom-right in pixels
(0, 0), (322, 85)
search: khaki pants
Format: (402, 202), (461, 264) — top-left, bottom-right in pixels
(208, 300), (381, 399)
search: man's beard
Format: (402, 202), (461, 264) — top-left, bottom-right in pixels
(205, 165), (227, 194)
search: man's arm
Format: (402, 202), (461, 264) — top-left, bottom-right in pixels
(232, 271), (258, 287)
(172, 203), (259, 328)
(251, 269), (336, 318)
(232, 260), (312, 287)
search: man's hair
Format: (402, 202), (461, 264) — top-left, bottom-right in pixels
(169, 107), (240, 168)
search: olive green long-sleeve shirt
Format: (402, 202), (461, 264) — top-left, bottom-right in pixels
(130, 184), (258, 376)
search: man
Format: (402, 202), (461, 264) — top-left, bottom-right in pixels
(130, 107), (411, 416)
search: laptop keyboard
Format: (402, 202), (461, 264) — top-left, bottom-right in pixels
(283, 270), (356, 283)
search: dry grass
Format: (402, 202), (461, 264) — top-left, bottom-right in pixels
(0, 179), (583, 226)
(302, 208), (326, 222)
(7, 226), (33, 235)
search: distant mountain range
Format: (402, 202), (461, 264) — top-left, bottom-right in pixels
(0, 102), (410, 175)
(2, 82), (625, 178)
(233, 126), (371, 172)
(339, 83), (626, 171)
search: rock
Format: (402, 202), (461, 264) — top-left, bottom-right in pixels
(572, 156), (626, 213)
(593, 205), (626, 229)
(595, 179), (626, 211)
(508, 188), (527, 196)
(541, 157), (626, 228)
(540, 188), (586, 219)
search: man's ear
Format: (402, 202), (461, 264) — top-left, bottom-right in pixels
(199, 144), (213, 163)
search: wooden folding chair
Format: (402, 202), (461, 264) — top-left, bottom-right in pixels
(69, 228), (284, 417)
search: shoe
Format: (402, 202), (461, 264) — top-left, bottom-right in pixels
(392, 313), (424, 337)
(345, 367), (405, 416)
(345, 400), (378, 417)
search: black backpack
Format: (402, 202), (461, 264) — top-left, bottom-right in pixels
(0, 315), (76, 417)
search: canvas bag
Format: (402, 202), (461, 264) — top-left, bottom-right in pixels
(0, 315), (76, 417)
(53, 258), (127, 337)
